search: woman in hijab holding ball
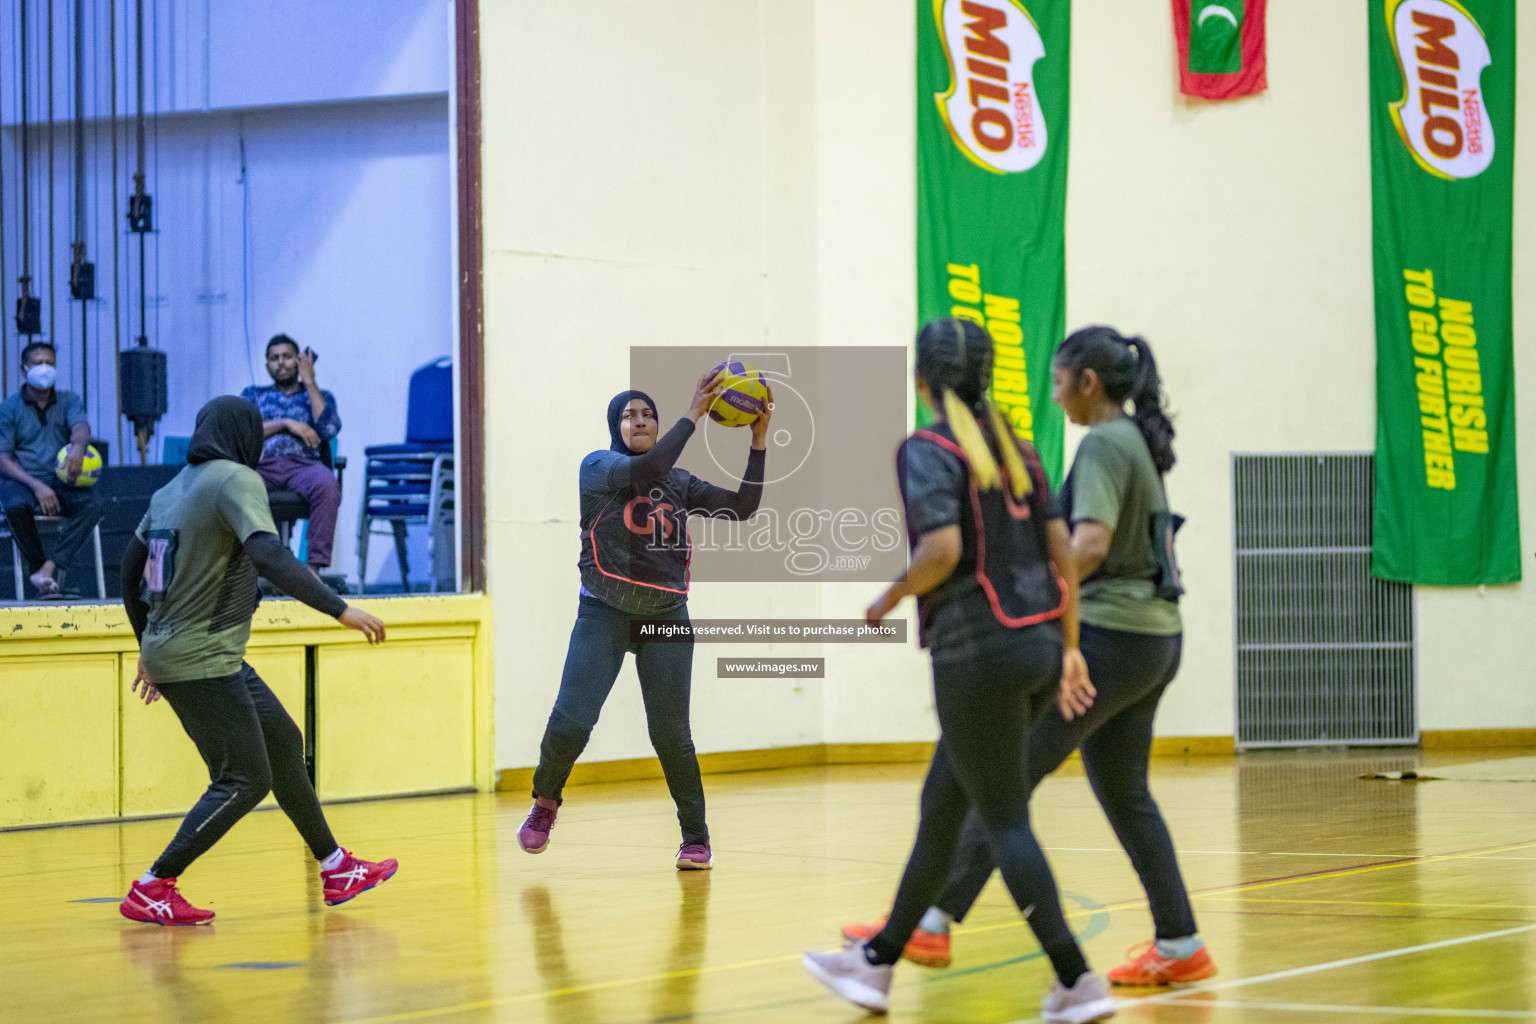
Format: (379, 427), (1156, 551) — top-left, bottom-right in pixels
(518, 368), (772, 870)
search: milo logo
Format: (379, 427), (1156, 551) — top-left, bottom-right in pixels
(1388, 0), (1494, 179)
(933, 0), (1047, 174)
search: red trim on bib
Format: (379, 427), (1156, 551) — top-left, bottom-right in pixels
(586, 511), (692, 596)
(910, 429), (1066, 628)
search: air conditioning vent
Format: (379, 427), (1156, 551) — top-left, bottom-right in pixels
(1233, 454), (1415, 748)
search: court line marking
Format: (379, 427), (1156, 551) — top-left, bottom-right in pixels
(1005, 923), (1536, 1024)
(1045, 847), (1412, 858)
(1191, 839), (1536, 899)
(1129, 924), (1536, 1006)
(1137, 998), (1536, 1019)
(340, 840), (1536, 1023)
(955, 838), (1536, 940)
(1195, 907), (1534, 925)
(932, 892), (1110, 983)
(342, 897), (1110, 1024)
(1201, 896), (1536, 911)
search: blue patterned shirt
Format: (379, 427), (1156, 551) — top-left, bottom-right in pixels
(239, 383), (341, 462)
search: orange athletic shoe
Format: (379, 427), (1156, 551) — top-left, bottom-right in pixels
(1107, 941), (1217, 986)
(840, 916), (952, 969)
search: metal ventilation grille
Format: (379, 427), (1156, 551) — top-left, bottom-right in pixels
(1233, 454), (1416, 748)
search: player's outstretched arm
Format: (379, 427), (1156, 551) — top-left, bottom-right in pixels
(243, 532), (385, 644)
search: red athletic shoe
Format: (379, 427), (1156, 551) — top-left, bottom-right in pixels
(119, 878), (215, 926)
(1107, 941), (1217, 986)
(321, 850), (399, 906)
(841, 915), (952, 969)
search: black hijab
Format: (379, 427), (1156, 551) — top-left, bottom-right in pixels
(187, 396), (265, 469)
(607, 390), (658, 456)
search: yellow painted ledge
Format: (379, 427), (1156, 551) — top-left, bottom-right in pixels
(1422, 728), (1536, 749)
(495, 735), (1236, 792)
(2, 593), (488, 645)
(1151, 735), (1235, 756)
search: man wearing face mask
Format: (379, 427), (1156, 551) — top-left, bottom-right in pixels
(0, 340), (104, 598)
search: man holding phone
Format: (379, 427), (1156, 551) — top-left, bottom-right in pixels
(240, 334), (342, 575)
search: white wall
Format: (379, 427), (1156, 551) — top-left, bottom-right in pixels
(1062, 1), (1536, 737)
(481, 0), (1536, 771)
(480, 0), (833, 768)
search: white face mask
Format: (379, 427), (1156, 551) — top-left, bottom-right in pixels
(25, 364), (57, 390)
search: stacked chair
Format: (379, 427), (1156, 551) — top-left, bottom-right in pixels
(357, 357), (455, 593)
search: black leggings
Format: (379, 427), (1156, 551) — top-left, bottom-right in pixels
(532, 595), (706, 843)
(0, 476), (104, 575)
(936, 625), (1197, 941)
(152, 663), (337, 878)
(869, 629), (1088, 985)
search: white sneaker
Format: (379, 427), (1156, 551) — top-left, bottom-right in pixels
(802, 942), (892, 1014)
(1042, 970), (1116, 1023)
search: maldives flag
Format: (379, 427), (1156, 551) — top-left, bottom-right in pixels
(1172, 0), (1267, 99)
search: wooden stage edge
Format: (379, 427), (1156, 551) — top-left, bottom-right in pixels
(496, 729), (1536, 792)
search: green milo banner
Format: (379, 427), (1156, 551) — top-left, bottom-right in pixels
(1370, 0), (1521, 584)
(917, 0), (1068, 483)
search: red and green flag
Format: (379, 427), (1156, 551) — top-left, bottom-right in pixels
(1370, 0), (1520, 585)
(1171, 0), (1267, 99)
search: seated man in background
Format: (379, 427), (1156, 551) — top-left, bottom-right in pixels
(0, 340), (105, 598)
(240, 334), (342, 575)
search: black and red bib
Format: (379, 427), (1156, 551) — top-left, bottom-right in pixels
(896, 422), (1065, 649)
(578, 467), (694, 616)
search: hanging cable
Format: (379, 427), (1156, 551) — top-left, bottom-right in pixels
(47, 0), (56, 344)
(121, 0), (165, 464)
(89, 0), (102, 426)
(129, 0), (149, 323)
(1, 3), (9, 393)
(111, 0), (123, 462)
(149, 0), (160, 369)
(69, 0), (95, 412)
(16, 0), (42, 338)
(239, 129), (255, 387)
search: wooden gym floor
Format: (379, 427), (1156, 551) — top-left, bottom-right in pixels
(3, 747), (1534, 1023)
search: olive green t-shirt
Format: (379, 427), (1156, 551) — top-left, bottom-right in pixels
(135, 460), (278, 683)
(1066, 417), (1182, 635)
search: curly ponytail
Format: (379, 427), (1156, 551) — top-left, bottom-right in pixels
(916, 317), (1032, 500)
(1123, 336), (1175, 474)
(1056, 326), (1177, 474)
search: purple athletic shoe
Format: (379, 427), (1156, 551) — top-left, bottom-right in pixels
(676, 841), (713, 870)
(518, 797), (558, 854)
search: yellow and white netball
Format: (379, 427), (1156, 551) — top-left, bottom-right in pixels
(55, 444), (103, 486)
(706, 361), (769, 428)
